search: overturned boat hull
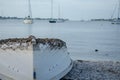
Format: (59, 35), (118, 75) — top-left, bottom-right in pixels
(0, 36), (72, 80)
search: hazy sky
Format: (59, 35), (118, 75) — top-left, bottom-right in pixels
(0, 0), (119, 20)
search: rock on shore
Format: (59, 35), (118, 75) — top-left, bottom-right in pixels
(61, 60), (120, 80)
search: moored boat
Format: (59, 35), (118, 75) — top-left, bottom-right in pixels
(111, 18), (120, 24)
(23, 16), (33, 24)
(23, 0), (33, 24)
(49, 19), (56, 23)
(111, 0), (120, 24)
(49, 0), (56, 23)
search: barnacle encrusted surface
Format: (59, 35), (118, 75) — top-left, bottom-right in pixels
(0, 36), (66, 50)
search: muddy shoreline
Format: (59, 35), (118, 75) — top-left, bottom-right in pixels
(61, 60), (120, 80)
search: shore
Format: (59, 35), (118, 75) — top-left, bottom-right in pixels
(61, 60), (120, 80)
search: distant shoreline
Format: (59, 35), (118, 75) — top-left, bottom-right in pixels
(0, 16), (69, 21)
(0, 16), (117, 21)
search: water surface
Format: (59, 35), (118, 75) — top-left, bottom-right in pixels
(0, 19), (120, 61)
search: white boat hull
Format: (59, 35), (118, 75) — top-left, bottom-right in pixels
(23, 19), (33, 24)
(0, 37), (72, 80)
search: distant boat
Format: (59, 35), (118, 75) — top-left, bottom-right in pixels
(49, 3), (65, 23)
(49, 19), (56, 23)
(56, 19), (65, 23)
(49, 0), (56, 23)
(24, 0), (33, 24)
(24, 16), (33, 24)
(56, 4), (65, 23)
(111, 0), (120, 24)
(111, 18), (120, 24)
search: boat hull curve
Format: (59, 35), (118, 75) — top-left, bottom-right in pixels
(0, 36), (72, 80)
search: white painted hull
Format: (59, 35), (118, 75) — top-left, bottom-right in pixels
(23, 19), (33, 24)
(0, 46), (33, 80)
(56, 19), (65, 23)
(0, 37), (72, 80)
(111, 22), (120, 24)
(111, 19), (120, 25)
(33, 47), (72, 80)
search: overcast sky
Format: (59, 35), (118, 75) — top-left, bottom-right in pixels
(0, 0), (119, 20)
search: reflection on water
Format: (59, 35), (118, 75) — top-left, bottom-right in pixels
(0, 19), (120, 61)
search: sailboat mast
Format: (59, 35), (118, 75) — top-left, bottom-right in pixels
(28, 0), (32, 18)
(51, 0), (53, 19)
(118, 0), (120, 18)
(58, 4), (61, 19)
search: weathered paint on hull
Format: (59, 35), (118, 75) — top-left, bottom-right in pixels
(0, 36), (72, 80)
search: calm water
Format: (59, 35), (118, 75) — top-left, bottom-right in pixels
(0, 19), (120, 61)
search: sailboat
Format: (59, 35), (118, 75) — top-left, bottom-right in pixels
(49, 0), (56, 23)
(111, 0), (120, 24)
(56, 4), (65, 23)
(23, 0), (33, 24)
